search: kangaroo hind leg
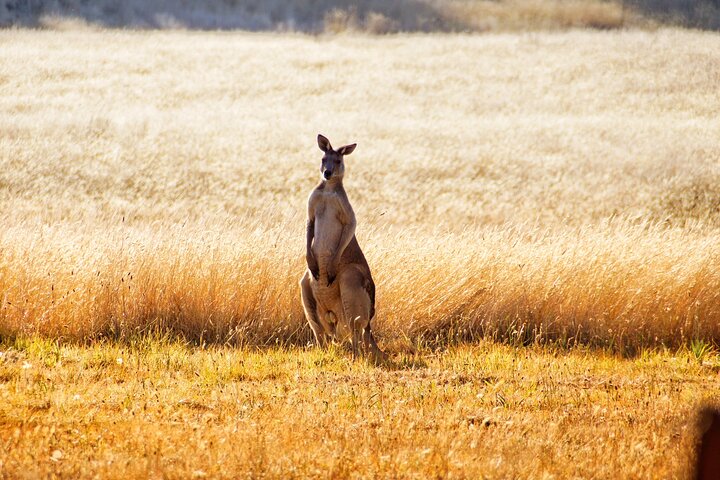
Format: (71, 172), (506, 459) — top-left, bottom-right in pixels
(339, 268), (371, 361)
(300, 271), (329, 347)
(363, 325), (388, 364)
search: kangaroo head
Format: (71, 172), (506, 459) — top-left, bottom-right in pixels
(317, 134), (356, 182)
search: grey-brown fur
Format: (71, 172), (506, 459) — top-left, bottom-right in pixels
(299, 134), (385, 361)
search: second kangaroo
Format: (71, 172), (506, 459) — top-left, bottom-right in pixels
(299, 134), (385, 361)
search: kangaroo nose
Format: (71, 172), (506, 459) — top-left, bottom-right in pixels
(323, 170), (332, 179)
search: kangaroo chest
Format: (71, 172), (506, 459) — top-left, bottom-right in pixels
(312, 192), (352, 261)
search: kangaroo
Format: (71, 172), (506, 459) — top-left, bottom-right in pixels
(299, 134), (386, 361)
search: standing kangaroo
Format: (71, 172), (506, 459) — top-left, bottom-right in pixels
(299, 134), (385, 361)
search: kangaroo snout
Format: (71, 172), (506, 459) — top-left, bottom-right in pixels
(323, 170), (332, 179)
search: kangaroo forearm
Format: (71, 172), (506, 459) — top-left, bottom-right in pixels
(334, 222), (356, 260)
(305, 221), (319, 276)
(306, 221), (319, 279)
(305, 220), (315, 257)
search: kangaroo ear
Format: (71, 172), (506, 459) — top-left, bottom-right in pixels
(337, 143), (357, 156)
(317, 134), (332, 152)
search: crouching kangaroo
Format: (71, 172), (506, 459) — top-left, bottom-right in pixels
(299, 134), (386, 361)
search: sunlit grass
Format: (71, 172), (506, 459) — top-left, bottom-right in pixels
(0, 336), (717, 478)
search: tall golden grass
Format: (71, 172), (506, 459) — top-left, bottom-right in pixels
(1, 220), (719, 352)
(1, 29), (719, 352)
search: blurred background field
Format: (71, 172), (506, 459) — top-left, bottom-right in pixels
(0, 28), (719, 351)
(2, 0), (720, 31)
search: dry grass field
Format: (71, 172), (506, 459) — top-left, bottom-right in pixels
(1, 28), (720, 477)
(1, 337), (719, 478)
(1, 29), (720, 350)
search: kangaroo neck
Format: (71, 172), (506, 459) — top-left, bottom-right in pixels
(322, 177), (344, 192)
